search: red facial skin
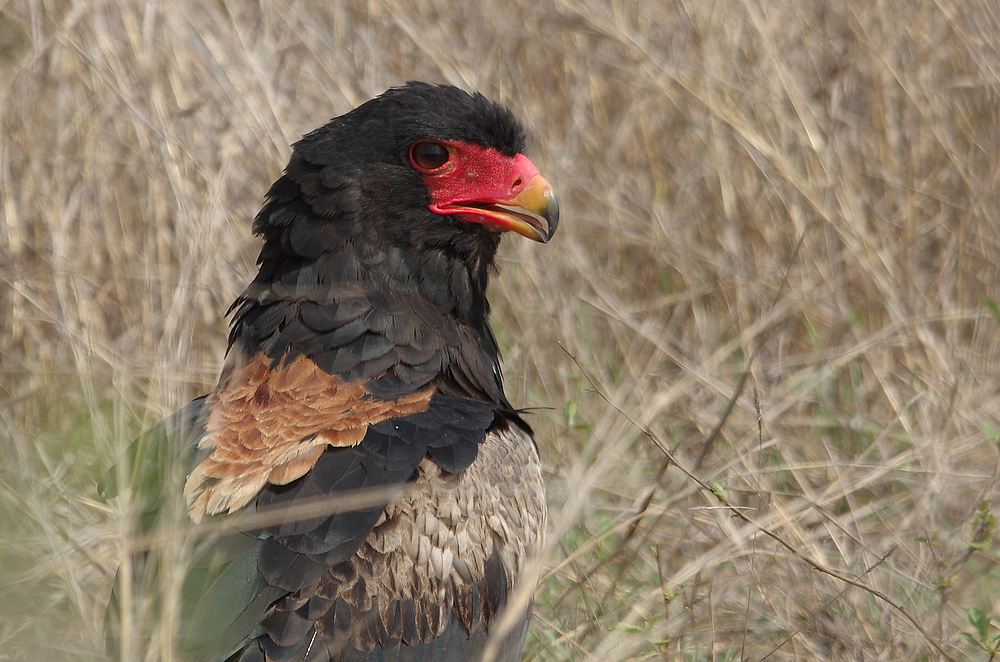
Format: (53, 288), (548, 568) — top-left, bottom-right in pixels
(411, 139), (558, 243)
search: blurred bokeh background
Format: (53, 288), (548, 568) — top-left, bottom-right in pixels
(3, 0), (1000, 659)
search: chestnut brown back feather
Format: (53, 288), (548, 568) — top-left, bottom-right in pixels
(184, 352), (433, 522)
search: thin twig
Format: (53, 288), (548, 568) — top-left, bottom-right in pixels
(694, 221), (812, 470)
(739, 385), (764, 660)
(759, 547), (897, 661)
(564, 348), (958, 662)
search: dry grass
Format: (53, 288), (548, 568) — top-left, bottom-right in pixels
(3, 0), (1000, 660)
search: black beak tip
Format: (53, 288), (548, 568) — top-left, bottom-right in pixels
(541, 190), (560, 243)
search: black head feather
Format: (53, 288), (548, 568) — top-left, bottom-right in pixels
(230, 83), (531, 405)
(297, 82), (526, 162)
(253, 82), (525, 244)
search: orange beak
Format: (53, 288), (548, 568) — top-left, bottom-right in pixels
(436, 172), (560, 243)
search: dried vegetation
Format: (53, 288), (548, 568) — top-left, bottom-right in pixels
(2, 0), (1000, 660)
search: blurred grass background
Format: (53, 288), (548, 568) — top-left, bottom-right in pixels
(3, 0), (1000, 660)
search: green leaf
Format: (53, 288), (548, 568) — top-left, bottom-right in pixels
(970, 501), (996, 552)
(563, 399), (579, 426)
(984, 297), (1000, 324)
(960, 631), (987, 651)
(968, 606), (990, 640)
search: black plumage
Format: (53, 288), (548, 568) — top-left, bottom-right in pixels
(104, 82), (557, 662)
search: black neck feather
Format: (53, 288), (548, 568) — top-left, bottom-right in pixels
(227, 172), (508, 407)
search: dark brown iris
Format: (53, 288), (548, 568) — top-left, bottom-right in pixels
(410, 141), (451, 171)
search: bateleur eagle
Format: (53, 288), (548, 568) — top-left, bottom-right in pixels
(103, 82), (557, 662)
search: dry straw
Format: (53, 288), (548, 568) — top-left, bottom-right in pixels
(2, 0), (1000, 660)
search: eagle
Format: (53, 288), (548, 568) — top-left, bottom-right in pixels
(103, 82), (557, 662)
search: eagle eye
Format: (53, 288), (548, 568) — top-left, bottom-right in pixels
(410, 141), (451, 171)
